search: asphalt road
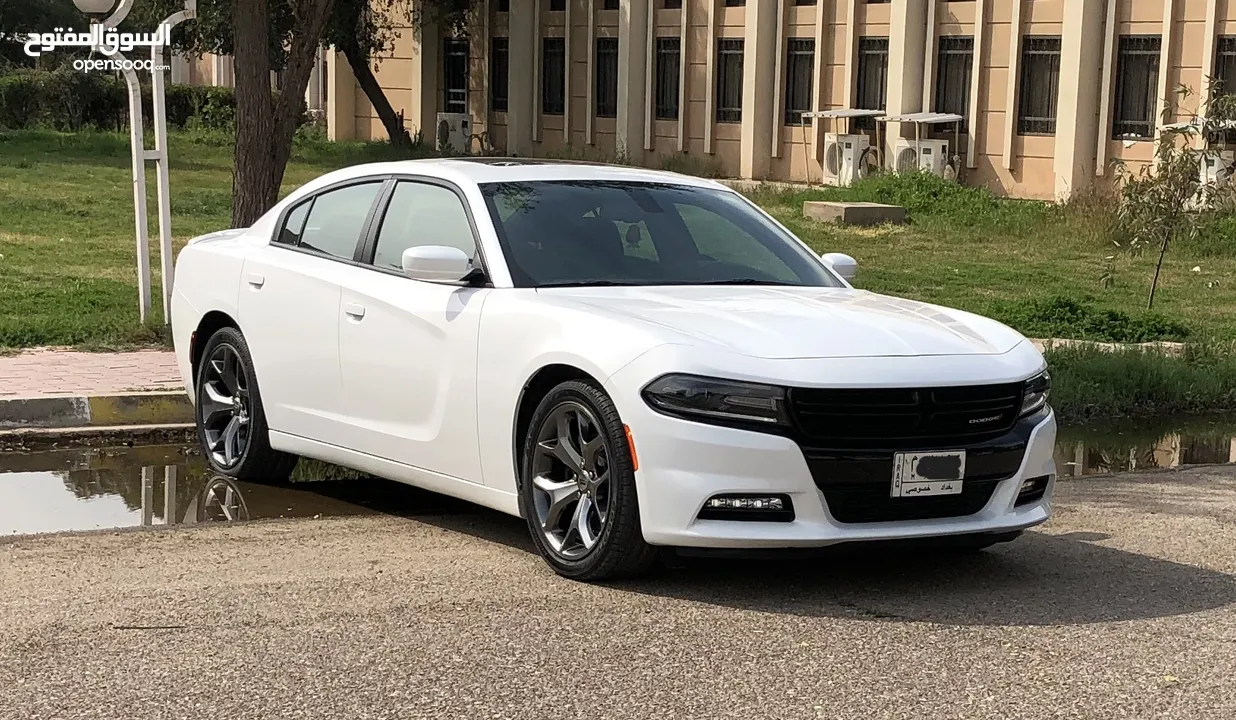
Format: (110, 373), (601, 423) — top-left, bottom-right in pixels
(4, 465), (1236, 720)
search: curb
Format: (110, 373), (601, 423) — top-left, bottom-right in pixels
(0, 391), (194, 430)
(0, 423), (196, 452)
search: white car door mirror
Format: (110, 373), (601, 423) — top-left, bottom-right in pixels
(401, 246), (473, 283)
(821, 252), (858, 282)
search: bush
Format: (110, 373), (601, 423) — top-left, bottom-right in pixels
(1045, 342), (1236, 422)
(0, 68), (236, 132)
(989, 295), (1190, 343)
(0, 72), (41, 129)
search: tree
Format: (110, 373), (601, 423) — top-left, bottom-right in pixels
(0, 0), (80, 66)
(1113, 85), (1236, 310)
(231, 0), (335, 226)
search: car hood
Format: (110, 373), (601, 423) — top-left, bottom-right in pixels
(538, 286), (1026, 359)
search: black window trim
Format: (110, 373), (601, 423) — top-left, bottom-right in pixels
(356, 174), (495, 287)
(270, 176), (392, 269)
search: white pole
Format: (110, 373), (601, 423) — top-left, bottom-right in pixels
(119, 59), (152, 326)
(152, 5), (197, 325)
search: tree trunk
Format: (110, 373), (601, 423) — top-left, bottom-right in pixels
(343, 44), (412, 147)
(232, 0), (338, 228)
(231, 0), (277, 227)
(1147, 227), (1172, 310)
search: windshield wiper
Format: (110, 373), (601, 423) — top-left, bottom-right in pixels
(693, 279), (800, 286)
(537, 280), (641, 288)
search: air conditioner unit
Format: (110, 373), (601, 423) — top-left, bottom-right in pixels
(821, 133), (872, 187)
(435, 112), (471, 153)
(1201, 150), (1234, 187)
(893, 138), (952, 177)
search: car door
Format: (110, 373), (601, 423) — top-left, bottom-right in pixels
(237, 178), (386, 443)
(332, 178), (490, 483)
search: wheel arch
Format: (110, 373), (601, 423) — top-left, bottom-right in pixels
(191, 310), (241, 385)
(511, 363), (603, 487)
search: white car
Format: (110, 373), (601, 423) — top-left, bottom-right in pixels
(171, 158), (1057, 581)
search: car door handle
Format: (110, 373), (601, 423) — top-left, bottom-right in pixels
(247, 273), (265, 289)
(343, 302), (366, 320)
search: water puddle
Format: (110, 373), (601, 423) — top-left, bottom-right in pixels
(1, 419), (1233, 537)
(0, 445), (466, 537)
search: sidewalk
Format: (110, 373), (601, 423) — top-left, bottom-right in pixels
(0, 348), (191, 432)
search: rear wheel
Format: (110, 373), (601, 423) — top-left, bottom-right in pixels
(194, 327), (297, 481)
(519, 380), (657, 581)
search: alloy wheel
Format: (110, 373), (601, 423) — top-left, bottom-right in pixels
(530, 401), (613, 560)
(199, 344), (252, 469)
(199, 476), (250, 523)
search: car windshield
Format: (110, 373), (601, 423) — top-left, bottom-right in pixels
(478, 180), (844, 288)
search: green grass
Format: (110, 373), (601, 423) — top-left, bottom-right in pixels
(749, 172), (1236, 342)
(0, 128), (431, 349)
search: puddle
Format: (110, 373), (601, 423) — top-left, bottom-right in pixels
(0, 444), (467, 537)
(1, 419), (1233, 537)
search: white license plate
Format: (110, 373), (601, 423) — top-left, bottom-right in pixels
(891, 450), (966, 498)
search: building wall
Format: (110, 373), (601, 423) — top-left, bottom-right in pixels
(326, 0), (1236, 201)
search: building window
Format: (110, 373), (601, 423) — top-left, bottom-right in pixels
(934, 36), (972, 128)
(716, 38), (744, 123)
(724, 0), (746, 6)
(595, 37), (619, 118)
(784, 38), (814, 126)
(443, 39), (468, 114)
(1214, 36), (1236, 95)
(493, 0), (509, 11)
(550, 0), (565, 10)
(663, 0), (682, 7)
(490, 37), (509, 113)
(602, 0), (619, 8)
(542, 36), (566, 115)
(794, 0), (817, 4)
(1017, 36), (1060, 135)
(1113, 35), (1161, 140)
(854, 37), (888, 130)
(655, 37), (681, 120)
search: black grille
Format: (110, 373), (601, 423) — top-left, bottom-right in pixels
(788, 382), (1023, 448)
(804, 442), (1025, 523)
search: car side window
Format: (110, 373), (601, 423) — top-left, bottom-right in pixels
(372, 181), (477, 272)
(277, 200), (311, 245)
(294, 182), (383, 260)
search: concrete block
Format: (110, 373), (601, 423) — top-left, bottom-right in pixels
(803, 201), (907, 226)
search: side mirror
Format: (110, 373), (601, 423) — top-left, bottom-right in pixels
(402, 246), (472, 283)
(821, 252), (858, 282)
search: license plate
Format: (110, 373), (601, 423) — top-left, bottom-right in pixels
(891, 450), (966, 498)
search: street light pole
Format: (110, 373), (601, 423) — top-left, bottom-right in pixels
(73, 0), (196, 327)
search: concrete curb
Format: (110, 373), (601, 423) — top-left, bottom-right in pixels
(0, 423), (196, 452)
(0, 391), (193, 430)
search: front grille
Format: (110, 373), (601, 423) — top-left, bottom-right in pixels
(788, 382), (1023, 448)
(804, 441), (1026, 524)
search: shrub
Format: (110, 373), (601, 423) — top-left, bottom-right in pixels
(989, 295), (1190, 343)
(659, 152), (725, 178)
(0, 72), (41, 129)
(0, 68), (236, 132)
(1045, 342), (1236, 422)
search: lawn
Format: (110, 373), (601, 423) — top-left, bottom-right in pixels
(1, 128), (1234, 351)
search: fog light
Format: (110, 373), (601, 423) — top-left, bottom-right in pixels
(697, 494), (795, 522)
(1015, 475), (1051, 506)
(706, 496), (784, 511)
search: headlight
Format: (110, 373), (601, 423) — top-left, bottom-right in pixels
(1020, 370), (1051, 417)
(641, 374), (790, 426)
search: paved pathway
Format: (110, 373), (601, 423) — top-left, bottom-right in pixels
(0, 348), (181, 398)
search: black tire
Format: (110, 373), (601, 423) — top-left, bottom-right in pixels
(518, 380), (657, 581)
(194, 326), (297, 482)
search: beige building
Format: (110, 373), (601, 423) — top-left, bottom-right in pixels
(322, 0), (1236, 200)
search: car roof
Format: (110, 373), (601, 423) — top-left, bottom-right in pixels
(300, 157), (731, 192)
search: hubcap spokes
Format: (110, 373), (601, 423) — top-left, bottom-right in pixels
(200, 345), (251, 469)
(531, 402), (612, 560)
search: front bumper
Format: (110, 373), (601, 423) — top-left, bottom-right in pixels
(607, 372), (1056, 550)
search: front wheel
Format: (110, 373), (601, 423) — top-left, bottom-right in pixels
(194, 326), (297, 481)
(519, 380), (657, 581)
